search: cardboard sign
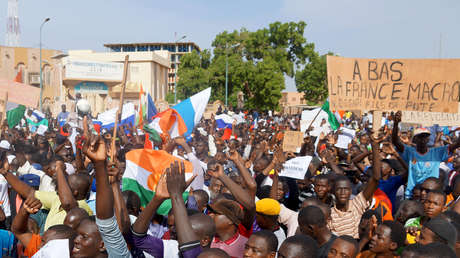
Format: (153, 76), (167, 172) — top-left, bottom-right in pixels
(282, 131), (304, 152)
(327, 56), (460, 113)
(0, 79), (40, 107)
(334, 127), (356, 149)
(279, 156), (312, 179)
(402, 103), (460, 126)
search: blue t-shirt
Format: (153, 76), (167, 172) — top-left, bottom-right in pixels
(400, 144), (449, 198)
(378, 175), (403, 210)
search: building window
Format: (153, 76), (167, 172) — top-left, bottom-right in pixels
(111, 46), (121, 52)
(16, 63), (26, 83)
(137, 45), (148, 51)
(171, 54), (175, 62)
(43, 65), (51, 86)
(150, 45), (161, 51)
(122, 46), (135, 52)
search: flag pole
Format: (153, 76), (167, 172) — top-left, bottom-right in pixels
(305, 99), (325, 133)
(111, 55), (129, 162)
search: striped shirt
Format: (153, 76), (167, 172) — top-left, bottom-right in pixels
(329, 192), (369, 238)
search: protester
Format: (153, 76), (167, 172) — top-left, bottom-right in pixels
(1, 95), (460, 258)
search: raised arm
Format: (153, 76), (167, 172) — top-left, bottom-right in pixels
(210, 164), (255, 212)
(362, 135), (382, 201)
(11, 194), (42, 247)
(131, 174), (168, 234)
(109, 162), (131, 234)
(83, 135), (112, 219)
(227, 150), (257, 197)
(174, 137), (203, 190)
(55, 160), (78, 212)
(391, 111), (404, 153)
(167, 161), (198, 245)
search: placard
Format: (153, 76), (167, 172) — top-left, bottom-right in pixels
(327, 56), (460, 113)
(334, 127), (356, 149)
(279, 156), (312, 179)
(402, 103), (460, 126)
(282, 131), (304, 153)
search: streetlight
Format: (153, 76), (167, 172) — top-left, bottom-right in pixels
(225, 43), (240, 107)
(174, 35), (186, 104)
(39, 17), (51, 111)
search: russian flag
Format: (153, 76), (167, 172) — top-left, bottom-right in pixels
(215, 114), (234, 129)
(93, 103), (136, 131)
(32, 110), (46, 122)
(148, 88), (211, 138)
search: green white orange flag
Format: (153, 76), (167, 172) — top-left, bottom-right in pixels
(321, 98), (340, 130)
(122, 149), (193, 215)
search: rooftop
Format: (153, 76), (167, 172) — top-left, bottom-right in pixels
(104, 42), (201, 52)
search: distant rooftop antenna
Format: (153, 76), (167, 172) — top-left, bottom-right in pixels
(6, 0), (20, 46)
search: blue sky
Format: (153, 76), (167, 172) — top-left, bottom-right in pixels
(2, 0), (460, 91)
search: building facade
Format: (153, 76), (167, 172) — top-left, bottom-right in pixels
(0, 45), (62, 109)
(56, 50), (170, 116)
(104, 42), (201, 92)
(279, 92), (307, 114)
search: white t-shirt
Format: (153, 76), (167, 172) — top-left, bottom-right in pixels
(0, 176), (10, 216)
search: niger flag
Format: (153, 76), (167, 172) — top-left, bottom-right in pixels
(122, 149), (193, 215)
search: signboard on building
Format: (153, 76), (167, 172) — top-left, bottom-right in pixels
(64, 59), (124, 81)
(327, 56), (460, 113)
(75, 82), (108, 94)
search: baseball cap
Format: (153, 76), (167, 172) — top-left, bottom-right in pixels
(256, 198), (281, 216)
(19, 174), (41, 188)
(0, 140), (10, 150)
(413, 128), (431, 137)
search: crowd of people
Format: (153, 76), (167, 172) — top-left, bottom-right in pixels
(0, 103), (458, 258)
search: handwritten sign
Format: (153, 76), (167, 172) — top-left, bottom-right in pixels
(0, 79), (40, 107)
(282, 131), (304, 153)
(402, 103), (460, 126)
(334, 128), (356, 149)
(327, 56), (460, 113)
(279, 156), (312, 179)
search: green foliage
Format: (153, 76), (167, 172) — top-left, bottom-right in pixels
(295, 52), (334, 105)
(175, 50), (211, 101)
(176, 21), (327, 111)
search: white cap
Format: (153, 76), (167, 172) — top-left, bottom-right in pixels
(7, 155), (15, 164)
(0, 140), (10, 150)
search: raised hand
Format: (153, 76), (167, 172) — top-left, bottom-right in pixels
(23, 194), (42, 214)
(155, 173), (170, 199)
(166, 161), (186, 197)
(83, 135), (107, 163)
(393, 111), (402, 123)
(207, 163), (225, 179)
(107, 161), (122, 184)
(173, 136), (187, 146)
(227, 149), (240, 163)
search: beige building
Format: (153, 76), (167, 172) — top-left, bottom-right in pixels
(0, 46), (171, 116)
(54, 50), (170, 115)
(104, 42), (201, 92)
(279, 92), (306, 114)
(0, 45), (62, 107)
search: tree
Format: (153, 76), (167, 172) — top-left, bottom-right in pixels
(295, 52), (334, 105)
(176, 21), (321, 111)
(175, 50), (211, 101)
